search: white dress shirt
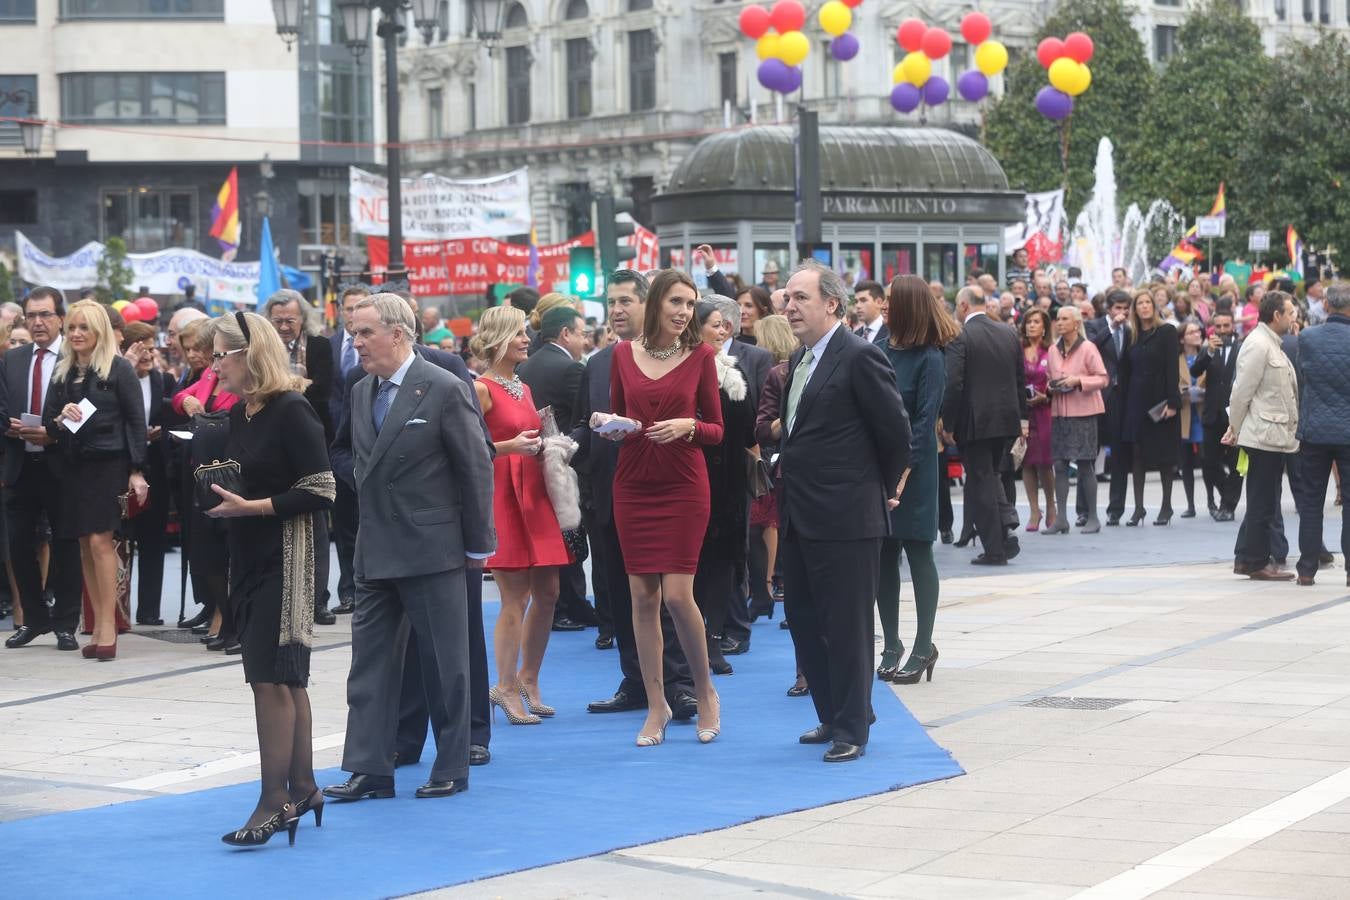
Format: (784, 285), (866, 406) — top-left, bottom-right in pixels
(860, 316), (883, 343)
(139, 374), (153, 430)
(801, 320), (843, 389)
(964, 310), (987, 325)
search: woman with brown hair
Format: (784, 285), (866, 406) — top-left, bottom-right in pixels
(875, 275), (957, 684)
(1018, 309), (1056, 532)
(602, 269), (725, 746)
(735, 286), (774, 345)
(1119, 289), (1182, 525)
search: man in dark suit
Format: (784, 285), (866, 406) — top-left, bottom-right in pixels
(574, 270), (697, 718)
(1189, 309), (1243, 519)
(328, 285), (370, 615)
(1088, 290), (1133, 525)
(778, 261), (911, 762)
(517, 305), (596, 632)
(120, 321), (175, 625)
(943, 286), (1027, 566)
(852, 280), (890, 347)
(325, 294), (494, 802)
(1, 287), (80, 650)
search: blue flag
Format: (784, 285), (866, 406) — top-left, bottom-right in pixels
(256, 216), (281, 303)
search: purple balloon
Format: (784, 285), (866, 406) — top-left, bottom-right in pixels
(1035, 85), (1074, 121)
(957, 70), (989, 102)
(923, 76), (950, 106)
(783, 65), (803, 93)
(890, 82), (921, 114)
(758, 58), (791, 93)
(830, 32), (860, 61)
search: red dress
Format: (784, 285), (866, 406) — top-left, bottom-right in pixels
(481, 378), (570, 570)
(611, 341), (725, 574)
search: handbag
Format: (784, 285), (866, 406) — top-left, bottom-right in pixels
(1010, 435), (1028, 469)
(194, 458), (243, 512)
(745, 449), (774, 499)
(562, 527), (589, 564)
(189, 409), (239, 512)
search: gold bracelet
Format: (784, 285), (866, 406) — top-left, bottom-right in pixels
(685, 421), (696, 442)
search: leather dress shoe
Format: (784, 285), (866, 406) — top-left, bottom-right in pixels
(824, 741), (865, 763)
(594, 632), (614, 650)
(970, 554), (1008, 566)
(1075, 515), (1088, 528)
(224, 641), (242, 655)
(587, 689), (646, 713)
(1320, 551), (1335, 568)
(552, 617), (585, 632)
(323, 773), (395, 802)
(1233, 559), (1253, 576)
(178, 612), (209, 630)
(191, 624), (210, 635)
(671, 690), (698, 721)
(6, 626), (48, 648)
(55, 631), (78, 651)
(1105, 514), (1121, 526)
(799, 724), (834, 745)
(939, 530), (953, 544)
(1004, 536), (1021, 560)
(1249, 565), (1295, 582)
(206, 636), (229, 651)
(314, 606), (337, 626)
(415, 779), (467, 799)
(136, 618), (164, 627)
(1215, 509), (1235, 522)
(720, 637), (748, 655)
(332, 598), (356, 615)
(469, 744), (490, 766)
(1297, 575), (1316, 586)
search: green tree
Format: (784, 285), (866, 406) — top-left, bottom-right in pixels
(96, 236), (135, 304)
(1237, 32), (1350, 270)
(1131, 1), (1272, 261)
(984, 0), (1155, 214)
(0, 261), (14, 306)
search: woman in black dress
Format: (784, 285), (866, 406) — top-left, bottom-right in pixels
(692, 300), (756, 676)
(1119, 289), (1182, 526)
(205, 312), (335, 847)
(44, 300), (148, 660)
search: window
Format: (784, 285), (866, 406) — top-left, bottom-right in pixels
(820, 41), (842, 97)
(1155, 0), (1180, 6)
(627, 0), (653, 9)
(561, 182), (591, 237)
(1154, 25), (1178, 62)
(62, 72), (225, 124)
(427, 86), (443, 138)
(61, 0), (222, 17)
(923, 243), (959, 288)
(504, 1), (527, 28)
(718, 52), (737, 108)
(881, 244), (916, 283)
(318, 61), (371, 142)
(1303, 0), (1313, 21)
(1319, 0), (1329, 22)
(629, 30), (657, 111)
(565, 0), (588, 19)
(1274, 0), (1286, 17)
(0, 0), (34, 22)
(950, 43), (970, 79)
(466, 81), (477, 131)
(629, 176), (654, 229)
(314, 0), (348, 45)
(0, 74), (36, 147)
(0, 190), (37, 224)
(566, 37), (592, 119)
(101, 187), (197, 251)
(506, 45), (531, 125)
(299, 178), (352, 246)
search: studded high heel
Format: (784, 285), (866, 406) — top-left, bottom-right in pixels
(697, 691), (721, 744)
(519, 686), (556, 718)
(488, 685), (541, 725)
(221, 803), (298, 847)
(636, 704), (673, 747)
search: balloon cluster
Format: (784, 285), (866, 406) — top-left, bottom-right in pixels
(954, 13), (1007, 104)
(740, 0), (865, 94)
(111, 296), (160, 324)
(1034, 32), (1094, 121)
(890, 18), (953, 113)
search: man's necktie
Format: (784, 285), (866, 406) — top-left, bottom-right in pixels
(29, 348), (45, 416)
(1114, 327), (1123, 358)
(342, 336), (357, 376)
(372, 380), (396, 434)
(784, 348), (815, 434)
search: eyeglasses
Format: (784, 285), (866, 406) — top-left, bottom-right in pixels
(270, 317), (301, 328)
(24, 311), (56, 321)
(211, 348), (246, 361)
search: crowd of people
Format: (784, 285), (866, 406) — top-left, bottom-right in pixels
(0, 244), (1342, 846)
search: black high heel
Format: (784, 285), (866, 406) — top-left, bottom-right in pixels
(289, 789), (324, 828)
(891, 646), (939, 684)
(876, 645), (903, 681)
(221, 803), (297, 847)
(1127, 509), (1146, 527)
(1154, 509), (1173, 526)
(953, 530), (974, 548)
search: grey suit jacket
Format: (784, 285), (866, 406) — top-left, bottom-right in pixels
(352, 353), (495, 581)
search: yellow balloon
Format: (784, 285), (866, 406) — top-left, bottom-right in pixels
(892, 62), (906, 85)
(901, 51), (932, 87)
(777, 30), (810, 67)
(112, 300), (130, 312)
(818, 0), (852, 37)
(1049, 57), (1090, 96)
(756, 33), (781, 61)
(974, 40), (1008, 77)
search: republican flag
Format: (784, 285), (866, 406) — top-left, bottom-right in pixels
(209, 167), (240, 257)
(1158, 183), (1225, 274)
(1286, 225), (1304, 277)
(525, 223), (541, 288)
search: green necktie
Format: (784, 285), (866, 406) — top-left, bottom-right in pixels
(785, 348), (815, 434)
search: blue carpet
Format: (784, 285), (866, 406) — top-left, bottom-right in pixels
(3, 611), (962, 898)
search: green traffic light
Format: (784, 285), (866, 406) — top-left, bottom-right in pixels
(569, 246), (597, 297)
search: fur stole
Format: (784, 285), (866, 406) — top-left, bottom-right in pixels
(540, 435), (581, 531)
(714, 350), (747, 402)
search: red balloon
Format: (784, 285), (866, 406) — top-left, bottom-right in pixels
(1063, 31), (1094, 63)
(841, 0), (864, 6)
(768, 0), (805, 34)
(120, 303), (143, 323)
(960, 12), (992, 45)
(897, 17), (927, 53)
(739, 5), (771, 39)
(921, 27), (952, 60)
(134, 296), (159, 320)
(1037, 37), (1066, 68)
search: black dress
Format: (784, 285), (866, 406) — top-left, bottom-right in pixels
(1120, 323), (1182, 470)
(223, 391), (333, 685)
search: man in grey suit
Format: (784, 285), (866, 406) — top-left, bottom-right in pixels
(324, 294), (495, 802)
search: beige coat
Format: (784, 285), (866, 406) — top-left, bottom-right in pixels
(1227, 322), (1299, 453)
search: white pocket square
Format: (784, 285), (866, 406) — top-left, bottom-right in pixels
(406, 418), (428, 426)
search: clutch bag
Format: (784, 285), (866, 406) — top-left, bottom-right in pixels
(746, 449), (774, 499)
(1147, 400), (1170, 423)
(193, 458), (243, 512)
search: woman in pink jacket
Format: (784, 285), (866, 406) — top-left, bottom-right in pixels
(1043, 305), (1110, 534)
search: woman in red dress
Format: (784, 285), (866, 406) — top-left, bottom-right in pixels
(605, 269), (725, 746)
(472, 306), (570, 725)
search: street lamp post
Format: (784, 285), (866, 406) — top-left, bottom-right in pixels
(0, 88), (45, 157)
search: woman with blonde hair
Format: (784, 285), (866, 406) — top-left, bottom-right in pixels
(204, 312), (334, 846)
(43, 300), (148, 660)
(471, 305), (570, 724)
(527, 293), (580, 354)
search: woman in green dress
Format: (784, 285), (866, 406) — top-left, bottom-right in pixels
(876, 275), (958, 683)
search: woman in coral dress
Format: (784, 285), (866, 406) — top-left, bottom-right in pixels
(472, 306), (570, 726)
(604, 269), (725, 747)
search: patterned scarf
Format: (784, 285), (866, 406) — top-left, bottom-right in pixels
(276, 471), (336, 684)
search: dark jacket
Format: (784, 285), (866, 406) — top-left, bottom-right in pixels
(1295, 315), (1350, 445)
(517, 341), (584, 432)
(42, 355), (147, 472)
(729, 338), (773, 413)
(942, 312), (1026, 444)
(297, 332), (334, 442)
(754, 361), (788, 450)
(1119, 322), (1183, 469)
(702, 354), (757, 563)
(0, 341), (54, 484)
(570, 344), (617, 526)
(1087, 316), (1131, 388)
(1189, 336), (1242, 428)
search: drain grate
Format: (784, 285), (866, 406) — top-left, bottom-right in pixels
(1023, 696), (1133, 710)
(137, 629), (208, 644)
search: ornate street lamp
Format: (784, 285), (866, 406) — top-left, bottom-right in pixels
(469, 0), (507, 55)
(271, 0), (302, 48)
(410, 0), (441, 44)
(1, 89), (43, 156)
(335, 0), (375, 57)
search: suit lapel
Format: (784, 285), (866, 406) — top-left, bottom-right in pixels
(792, 327), (847, 432)
(10, 343), (33, 414)
(366, 362), (431, 472)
